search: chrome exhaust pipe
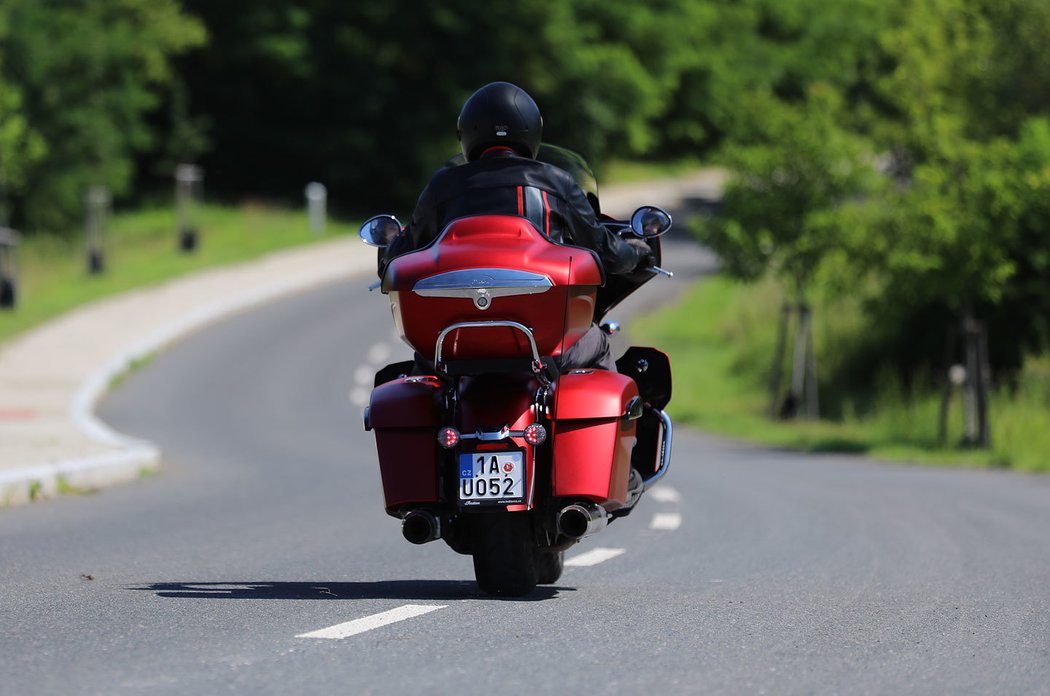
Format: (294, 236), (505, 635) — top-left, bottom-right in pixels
(557, 502), (608, 540)
(402, 510), (441, 545)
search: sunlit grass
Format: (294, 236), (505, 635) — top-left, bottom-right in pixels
(602, 158), (709, 184)
(635, 274), (1050, 472)
(0, 204), (358, 344)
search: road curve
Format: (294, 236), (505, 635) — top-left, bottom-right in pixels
(2, 248), (1049, 695)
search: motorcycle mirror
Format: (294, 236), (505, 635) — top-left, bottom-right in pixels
(629, 206), (673, 238)
(358, 214), (403, 248)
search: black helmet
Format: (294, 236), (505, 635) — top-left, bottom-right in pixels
(457, 82), (543, 161)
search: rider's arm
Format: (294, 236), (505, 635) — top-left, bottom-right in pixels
(561, 182), (646, 275)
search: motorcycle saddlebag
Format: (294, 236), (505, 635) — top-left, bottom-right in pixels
(550, 370), (639, 509)
(368, 375), (443, 511)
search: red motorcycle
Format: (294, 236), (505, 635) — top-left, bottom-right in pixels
(359, 159), (673, 596)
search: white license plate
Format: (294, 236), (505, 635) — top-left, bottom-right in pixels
(458, 450), (525, 505)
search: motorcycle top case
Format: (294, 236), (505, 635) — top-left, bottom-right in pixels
(550, 369), (639, 509)
(381, 216), (604, 361)
(368, 375), (443, 511)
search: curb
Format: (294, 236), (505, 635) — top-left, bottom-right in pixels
(1, 239), (374, 507)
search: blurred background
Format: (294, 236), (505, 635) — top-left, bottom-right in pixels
(1, 0), (1048, 468)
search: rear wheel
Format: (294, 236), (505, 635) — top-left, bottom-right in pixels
(534, 548), (564, 584)
(471, 513), (537, 597)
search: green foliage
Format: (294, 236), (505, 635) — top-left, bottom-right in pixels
(2, 0), (1049, 449)
(1, 0), (205, 231)
(693, 0), (1050, 388)
(0, 11), (45, 221)
(699, 86), (877, 287)
(635, 276), (1050, 471)
(175, 0), (703, 210)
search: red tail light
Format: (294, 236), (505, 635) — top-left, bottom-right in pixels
(437, 427), (460, 449)
(523, 423), (547, 446)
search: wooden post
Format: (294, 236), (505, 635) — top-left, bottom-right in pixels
(938, 326), (958, 445)
(803, 303), (819, 419)
(768, 303), (791, 419)
(175, 164), (203, 252)
(976, 320), (991, 447)
(85, 186), (109, 274)
(0, 227), (17, 310)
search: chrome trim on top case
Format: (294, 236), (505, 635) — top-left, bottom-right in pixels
(413, 268), (553, 301)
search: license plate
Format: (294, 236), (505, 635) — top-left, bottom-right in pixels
(458, 450), (525, 505)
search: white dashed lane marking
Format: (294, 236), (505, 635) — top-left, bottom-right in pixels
(648, 485), (681, 503)
(565, 547), (626, 567)
(350, 341), (396, 407)
(353, 365), (375, 385)
(296, 604), (448, 640)
(367, 342), (392, 364)
(350, 387), (370, 407)
(649, 512), (682, 531)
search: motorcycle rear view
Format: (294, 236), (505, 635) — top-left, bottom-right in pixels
(360, 208), (673, 596)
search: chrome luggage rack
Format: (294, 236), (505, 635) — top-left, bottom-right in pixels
(434, 320), (551, 385)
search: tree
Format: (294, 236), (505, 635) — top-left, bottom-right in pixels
(700, 86), (877, 417)
(2, 0), (205, 232)
(0, 8), (45, 225)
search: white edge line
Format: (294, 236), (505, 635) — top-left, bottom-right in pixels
(2, 250), (374, 506)
(297, 604), (448, 640)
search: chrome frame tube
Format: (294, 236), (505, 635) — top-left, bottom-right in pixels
(642, 409), (673, 490)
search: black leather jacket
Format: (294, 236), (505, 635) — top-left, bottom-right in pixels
(379, 150), (644, 278)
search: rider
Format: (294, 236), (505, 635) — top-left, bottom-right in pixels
(379, 81), (652, 370)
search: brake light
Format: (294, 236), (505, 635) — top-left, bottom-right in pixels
(437, 427), (460, 449)
(523, 423), (547, 446)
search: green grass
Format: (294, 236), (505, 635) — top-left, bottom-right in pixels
(0, 204), (359, 344)
(635, 274), (1050, 472)
(602, 158), (709, 184)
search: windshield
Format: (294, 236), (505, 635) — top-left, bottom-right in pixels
(442, 144), (601, 214)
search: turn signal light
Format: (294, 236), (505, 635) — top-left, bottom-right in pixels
(523, 423), (547, 446)
(437, 427), (460, 449)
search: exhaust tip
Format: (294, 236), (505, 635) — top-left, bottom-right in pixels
(557, 503), (607, 540)
(402, 510), (441, 545)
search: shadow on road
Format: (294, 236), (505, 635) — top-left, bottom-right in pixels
(129, 580), (572, 602)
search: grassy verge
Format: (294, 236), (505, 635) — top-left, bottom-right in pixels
(602, 158), (709, 184)
(0, 204), (359, 344)
(635, 274), (1050, 472)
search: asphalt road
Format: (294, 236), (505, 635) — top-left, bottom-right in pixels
(2, 241), (1049, 695)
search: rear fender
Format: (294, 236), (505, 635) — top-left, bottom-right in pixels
(455, 373), (541, 511)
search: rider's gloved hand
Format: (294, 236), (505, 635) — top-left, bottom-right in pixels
(624, 237), (654, 271)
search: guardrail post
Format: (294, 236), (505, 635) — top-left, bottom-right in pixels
(85, 186), (110, 274)
(305, 182), (327, 236)
(175, 164), (204, 252)
(0, 227), (18, 309)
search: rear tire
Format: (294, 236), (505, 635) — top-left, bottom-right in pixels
(471, 513), (537, 597)
(534, 548), (564, 584)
